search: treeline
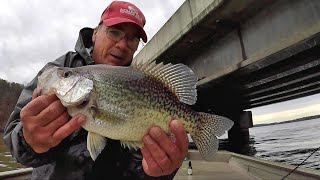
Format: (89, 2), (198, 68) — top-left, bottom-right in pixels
(0, 79), (24, 132)
(254, 114), (320, 127)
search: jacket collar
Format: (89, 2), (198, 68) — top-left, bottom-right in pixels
(75, 27), (95, 65)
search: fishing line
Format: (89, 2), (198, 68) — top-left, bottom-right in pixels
(281, 146), (320, 180)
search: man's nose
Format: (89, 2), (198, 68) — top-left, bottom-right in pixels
(115, 37), (130, 50)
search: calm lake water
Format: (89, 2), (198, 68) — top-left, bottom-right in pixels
(250, 118), (320, 170)
(0, 118), (319, 172)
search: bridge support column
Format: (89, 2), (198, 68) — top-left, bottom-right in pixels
(228, 111), (253, 154)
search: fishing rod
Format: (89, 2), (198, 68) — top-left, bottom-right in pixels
(281, 146), (320, 180)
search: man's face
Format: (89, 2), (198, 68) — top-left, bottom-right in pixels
(91, 23), (140, 66)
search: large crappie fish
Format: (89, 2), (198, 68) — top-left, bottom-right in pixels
(37, 61), (234, 161)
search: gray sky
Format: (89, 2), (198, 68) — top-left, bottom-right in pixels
(1, 0), (320, 124)
(0, 0), (185, 84)
(249, 93), (320, 124)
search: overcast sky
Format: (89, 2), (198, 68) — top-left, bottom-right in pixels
(1, 0), (320, 124)
(249, 93), (320, 124)
(0, 0), (185, 84)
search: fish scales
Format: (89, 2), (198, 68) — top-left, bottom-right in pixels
(91, 67), (196, 141)
(37, 61), (234, 161)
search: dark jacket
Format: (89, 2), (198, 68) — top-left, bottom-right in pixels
(3, 27), (177, 180)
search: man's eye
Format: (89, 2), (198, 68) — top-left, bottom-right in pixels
(109, 29), (122, 37)
(128, 36), (140, 42)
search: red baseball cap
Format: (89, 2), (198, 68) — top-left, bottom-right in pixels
(100, 1), (147, 42)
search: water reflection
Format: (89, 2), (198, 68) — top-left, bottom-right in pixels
(219, 137), (257, 156)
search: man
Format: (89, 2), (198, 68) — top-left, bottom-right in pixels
(4, 1), (188, 179)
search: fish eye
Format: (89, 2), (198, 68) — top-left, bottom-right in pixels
(63, 70), (72, 78)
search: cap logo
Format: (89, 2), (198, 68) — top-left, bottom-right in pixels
(120, 5), (143, 24)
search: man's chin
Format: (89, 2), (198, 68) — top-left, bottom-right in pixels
(101, 56), (121, 65)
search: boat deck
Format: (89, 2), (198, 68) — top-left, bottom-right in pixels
(175, 160), (256, 180)
(1, 150), (320, 180)
(174, 150), (320, 180)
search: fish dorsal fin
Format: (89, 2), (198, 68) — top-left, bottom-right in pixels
(131, 60), (198, 105)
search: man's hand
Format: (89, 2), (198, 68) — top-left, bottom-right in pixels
(20, 90), (85, 153)
(141, 119), (189, 177)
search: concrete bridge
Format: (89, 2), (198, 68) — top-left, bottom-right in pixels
(134, 0), (320, 152)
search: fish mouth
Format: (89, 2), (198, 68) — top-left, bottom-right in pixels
(76, 99), (90, 109)
(37, 66), (60, 96)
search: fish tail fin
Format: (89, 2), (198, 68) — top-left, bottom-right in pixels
(191, 112), (234, 161)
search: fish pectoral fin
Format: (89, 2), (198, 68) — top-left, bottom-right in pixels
(87, 132), (107, 161)
(120, 140), (141, 150)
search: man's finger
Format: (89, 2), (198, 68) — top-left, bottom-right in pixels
(45, 111), (69, 133)
(32, 88), (41, 100)
(149, 127), (178, 170)
(170, 120), (189, 160)
(51, 114), (86, 146)
(143, 133), (172, 172)
(141, 147), (162, 176)
(21, 94), (58, 117)
(37, 100), (66, 127)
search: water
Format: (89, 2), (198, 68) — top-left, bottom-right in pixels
(0, 118), (320, 172)
(249, 118), (320, 170)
